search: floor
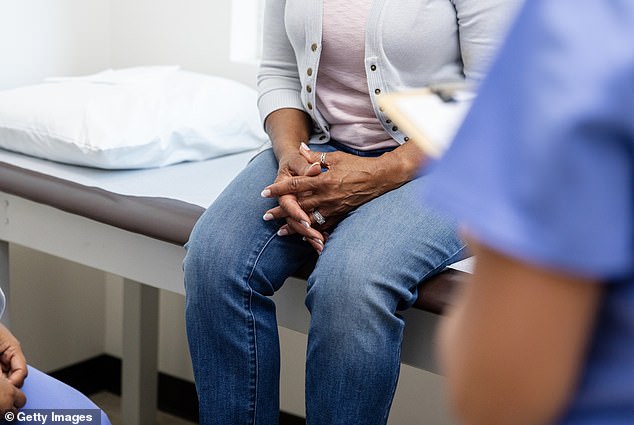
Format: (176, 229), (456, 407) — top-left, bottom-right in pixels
(90, 392), (197, 425)
(90, 392), (306, 425)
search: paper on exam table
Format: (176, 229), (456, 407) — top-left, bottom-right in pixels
(0, 148), (256, 209)
(447, 257), (475, 274)
(378, 85), (475, 158)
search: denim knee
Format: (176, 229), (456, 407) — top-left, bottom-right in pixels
(183, 226), (220, 302)
(305, 257), (406, 343)
(183, 208), (248, 302)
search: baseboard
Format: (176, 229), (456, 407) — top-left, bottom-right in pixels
(49, 354), (306, 425)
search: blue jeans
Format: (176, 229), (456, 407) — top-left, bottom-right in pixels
(184, 143), (466, 425)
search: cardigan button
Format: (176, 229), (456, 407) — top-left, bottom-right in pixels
(370, 64), (377, 71)
(307, 68), (313, 76)
(374, 88), (381, 95)
(306, 85), (312, 93)
(311, 43), (318, 52)
(307, 102), (313, 110)
(404, 136), (410, 142)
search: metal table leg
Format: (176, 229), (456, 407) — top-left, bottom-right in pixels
(122, 279), (159, 425)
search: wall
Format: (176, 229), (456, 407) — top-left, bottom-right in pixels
(0, 0), (111, 90)
(109, 0), (257, 88)
(9, 246), (107, 371)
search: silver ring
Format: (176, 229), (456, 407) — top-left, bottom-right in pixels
(311, 209), (326, 225)
(319, 152), (327, 167)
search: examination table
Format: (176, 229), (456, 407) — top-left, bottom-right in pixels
(0, 148), (469, 424)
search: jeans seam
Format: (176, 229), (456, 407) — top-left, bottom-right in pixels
(382, 336), (403, 425)
(243, 230), (280, 425)
(244, 282), (257, 425)
(419, 243), (469, 283)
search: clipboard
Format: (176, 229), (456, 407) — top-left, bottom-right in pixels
(378, 83), (476, 158)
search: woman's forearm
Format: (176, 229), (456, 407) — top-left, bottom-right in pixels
(375, 140), (428, 189)
(264, 108), (313, 162)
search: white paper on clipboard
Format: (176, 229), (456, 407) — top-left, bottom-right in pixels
(378, 84), (476, 158)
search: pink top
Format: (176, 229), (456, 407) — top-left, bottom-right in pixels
(316, 0), (397, 151)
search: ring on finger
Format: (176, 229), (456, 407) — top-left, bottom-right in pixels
(311, 209), (326, 225)
(319, 152), (328, 167)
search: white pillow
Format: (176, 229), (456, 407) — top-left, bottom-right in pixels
(0, 67), (268, 169)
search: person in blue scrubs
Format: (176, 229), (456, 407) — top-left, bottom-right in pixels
(423, 0), (634, 424)
(0, 290), (111, 424)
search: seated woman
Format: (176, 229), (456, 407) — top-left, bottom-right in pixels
(184, 0), (519, 424)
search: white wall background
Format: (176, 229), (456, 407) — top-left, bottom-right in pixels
(0, 1), (454, 423)
(109, 0), (256, 88)
(0, 0), (112, 90)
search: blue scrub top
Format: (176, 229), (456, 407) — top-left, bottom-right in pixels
(424, 0), (634, 423)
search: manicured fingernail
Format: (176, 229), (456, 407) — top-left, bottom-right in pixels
(277, 228), (289, 236)
(301, 220), (311, 228)
(300, 142), (310, 151)
(263, 213), (274, 221)
(309, 162), (320, 169)
(313, 238), (324, 246)
(302, 236), (307, 241)
(261, 189), (271, 198)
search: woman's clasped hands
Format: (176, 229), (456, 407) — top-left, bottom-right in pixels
(261, 142), (396, 254)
